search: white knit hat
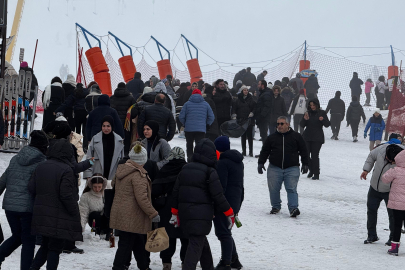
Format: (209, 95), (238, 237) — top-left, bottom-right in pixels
(374, 108), (381, 114)
(128, 143), (147, 165)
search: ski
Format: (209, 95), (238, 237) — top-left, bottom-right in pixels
(0, 78), (3, 105)
(3, 74), (11, 150)
(16, 70), (25, 149)
(23, 71), (32, 147)
(9, 74), (19, 149)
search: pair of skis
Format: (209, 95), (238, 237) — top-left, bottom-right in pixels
(0, 70), (32, 150)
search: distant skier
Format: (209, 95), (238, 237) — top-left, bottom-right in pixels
(325, 91), (345, 140)
(349, 72), (364, 103)
(346, 96), (366, 142)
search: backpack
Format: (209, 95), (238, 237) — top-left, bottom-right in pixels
(385, 144), (404, 163)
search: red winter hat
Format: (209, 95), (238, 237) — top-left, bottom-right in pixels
(192, 89), (202, 95)
(20, 61), (28, 68)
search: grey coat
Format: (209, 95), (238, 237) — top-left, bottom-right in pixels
(0, 146), (46, 213)
(363, 143), (405, 193)
(141, 138), (171, 169)
(84, 132), (124, 180)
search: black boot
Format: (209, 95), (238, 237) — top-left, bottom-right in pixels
(312, 174), (319, 180)
(307, 171), (313, 178)
(214, 259), (231, 270)
(230, 256), (243, 270)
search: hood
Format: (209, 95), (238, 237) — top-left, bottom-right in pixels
(334, 92), (341, 98)
(64, 74), (77, 88)
(113, 87), (131, 97)
(150, 77), (159, 88)
(307, 98), (320, 111)
(219, 149), (243, 164)
(89, 84), (101, 94)
(189, 94), (204, 103)
(350, 101), (360, 107)
(115, 160), (148, 181)
(352, 73), (358, 79)
(395, 150), (405, 168)
(154, 82), (167, 93)
(142, 92), (157, 103)
(86, 176), (108, 192)
(16, 146), (46, 166)
(307, 76), (317, 82)
(192, 138), (217, 167)
(98, 94), (110, 106)
(373, 114), (383, 121)
(47, 139), (73, 165)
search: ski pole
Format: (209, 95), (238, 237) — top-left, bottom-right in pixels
(32, 39), (38, 70)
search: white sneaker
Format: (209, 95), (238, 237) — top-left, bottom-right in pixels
(178, 131), (186, 139)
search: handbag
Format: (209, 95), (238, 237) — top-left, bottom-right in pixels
(145, 223), (169, 253)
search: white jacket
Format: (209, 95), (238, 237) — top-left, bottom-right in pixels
(377, 81), (388, 94)
(78, 179), (107, 231)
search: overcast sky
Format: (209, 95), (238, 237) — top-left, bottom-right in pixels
(5, 0), (405, 86)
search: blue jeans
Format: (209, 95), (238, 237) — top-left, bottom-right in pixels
(0, 211), (36, 270)
(267, 164), (300, 212)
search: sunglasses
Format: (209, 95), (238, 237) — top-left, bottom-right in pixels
(277, 122), (286, 126)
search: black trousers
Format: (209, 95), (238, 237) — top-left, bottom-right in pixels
(306, 141), (322, 175)
(213, 213), (238, 265)
(330, 113), (342, 137)
(385, 91), (392, 108)
(185, 132), (205, 161)
(365, 93), (371, 105)
(160, 237), (189, 264)
(349, 119), (361, 137)
(113, 232), (150, 270)
(392, 209), (405, 242)
(376, 92), (385, 110)
(293, 114), (304, 134)
(74, 110), (88, 150)
(241, 125), (253, 154)
(30, 236), (65, 270)
(183, 235), (214, 270)
(258, 120), (271, 143)
(367, 186), (394, 239)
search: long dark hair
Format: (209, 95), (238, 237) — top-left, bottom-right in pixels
(83, 173), (105, 194)
(74, 83), (84, 98)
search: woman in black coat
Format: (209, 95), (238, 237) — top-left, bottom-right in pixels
(29, 139), (82, 269)
(204, 86), (219, 142)
(300, 98), (330, 180)
(42, 77), (65, 129)
(61, 75), (77, 130)
(232, 87), (256, 156)
(152, 147), (189, 269)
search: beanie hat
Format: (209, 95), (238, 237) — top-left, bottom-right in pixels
(192, 89), (202, 95)
(97, 94), (110, 106)
(389, 133), (400, 141)
(374, 108), (381, 114)
(214, 136), (230, 152)
(102, 115), (114, 130)
(143, 87), (153, 94)
(299, 89), (305, 95)
(52, 122), (72, 139)
(128, 143), (148, 165)
(167, 147), (185, 161)
(118, 82), (126, 88)
(20, 61), (28, 68)
(29, 130), (49, 154)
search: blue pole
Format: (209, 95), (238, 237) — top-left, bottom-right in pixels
(151, 36), (170, 61)
(304, 40), (307, 62)
(390, 45), (395, 67)
(75, 23), (101, 49)
(181, 35), (199, 59)
(108, 31), (133, 57)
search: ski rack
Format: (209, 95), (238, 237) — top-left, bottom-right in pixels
(181, 34), (199, 59)
(108, 31), (132, 57)
(151, 36), (170, 60)
(0, 86), (38, 154)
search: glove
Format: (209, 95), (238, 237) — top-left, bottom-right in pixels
(231, 114), (237, 120)
(169, 214), (179, 228)
(301, 165), (309, 174)
(248, 112), (254, 118)
(364, 133), (367, 139)
(258, 163), (266, 174)
(151, 214), (160, 223)
(206, 124), (211, 132)
(227, 214), (235, 230)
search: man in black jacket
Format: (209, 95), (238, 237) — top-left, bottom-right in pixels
(212, 79), (232, 132)
(269, 86), (287, 135)
(256, 70), (267, 83)
(137, 93), (176, 141)
(258, 116), (309, 217)
(255, 80), (273, 144)
(241, 67), (256, 87)
(126, 72), (145, 100)
(213, 136), (244, 270)
(171, 139), (234, 270)
(325, 91), (346, 140)
(350, 72), (364, 103)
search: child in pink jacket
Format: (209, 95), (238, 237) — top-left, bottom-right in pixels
(382, 149), (405, 256)
(364, 79), (374, 106)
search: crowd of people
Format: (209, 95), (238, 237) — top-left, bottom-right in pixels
(0, 65), (405, 270)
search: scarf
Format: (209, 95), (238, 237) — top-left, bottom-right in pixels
(124, 104), (136, 132)
(43, 82), (62, 110)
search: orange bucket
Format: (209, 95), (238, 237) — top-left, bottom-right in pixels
(85, 47), (109, 74)
(157, 59), (173, 80)
(388, 66), (399, 79)
(299, 60), (310, 72)
(94, 72), (112, 96)
(187, 59), (202, 79)
(118, 55), (137, 83)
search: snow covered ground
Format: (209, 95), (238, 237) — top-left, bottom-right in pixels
(0, 108), (404, 269)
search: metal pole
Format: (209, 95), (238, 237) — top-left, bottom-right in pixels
(28, 85), (38, 143)
(1, 0), (8, 79)
(390, 45), (395, 67)
(304, 40), (307, 63)
(32, 39), (38, 70)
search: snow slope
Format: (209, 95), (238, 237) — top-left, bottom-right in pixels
(0, 109), (404, 269)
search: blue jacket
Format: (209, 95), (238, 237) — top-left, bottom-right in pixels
(364, 114), (385, 141)
(0, 146), (46, 212)
(179, 94), (215, 133)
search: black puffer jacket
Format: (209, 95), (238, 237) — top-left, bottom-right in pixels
(325, 93), (346, 120)
(258, 128), (309, 169)
(131, 93), (155, 120)
(300, 99), (330, 144)
(85, 85), (102, 113)
(233, 69), (246, 87)
(346, 101), (366, 123)
(110, 87), (137, 125)
(212, 89), (232, 121)
(304, 76), (320, 96)
(254, 88), (273, 124)
(281, 87), (294, 112)
(349, 74), (364, 97)
(175, 84), (189, 107)
(270, 95), (287, 123)
(137, 103), (176, 141)
(232, 92), (255, 126)
(242, 71), (257, 87)
(29, 139), (82, 242)
(204, 94), (219, 138)
(172, 139), (231, 237)
(217, 150), (244, 214)
(126, 77), (145, 100)
(55, 88), (90, 114)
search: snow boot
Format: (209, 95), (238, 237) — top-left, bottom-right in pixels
(353, 136), (358, 142)
(230, 257), (243, 270)
(331, 135), (335, 140)
(178, 131), (186, 139)
(385, 239), (392, 246)
(270, 207), (280, 214)
(312, 174), (319, 180)
(388, 242), (400, 256)
(307, 171), (313, 178)
(335, 136), (339, 140)
(163, 263), (172, 270)
(214, 260), (231, 270)
(364, 236), (379, 244)
(290, 208), (300, 217)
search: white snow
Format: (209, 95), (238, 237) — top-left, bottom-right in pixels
(0, 108), (404, 269)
